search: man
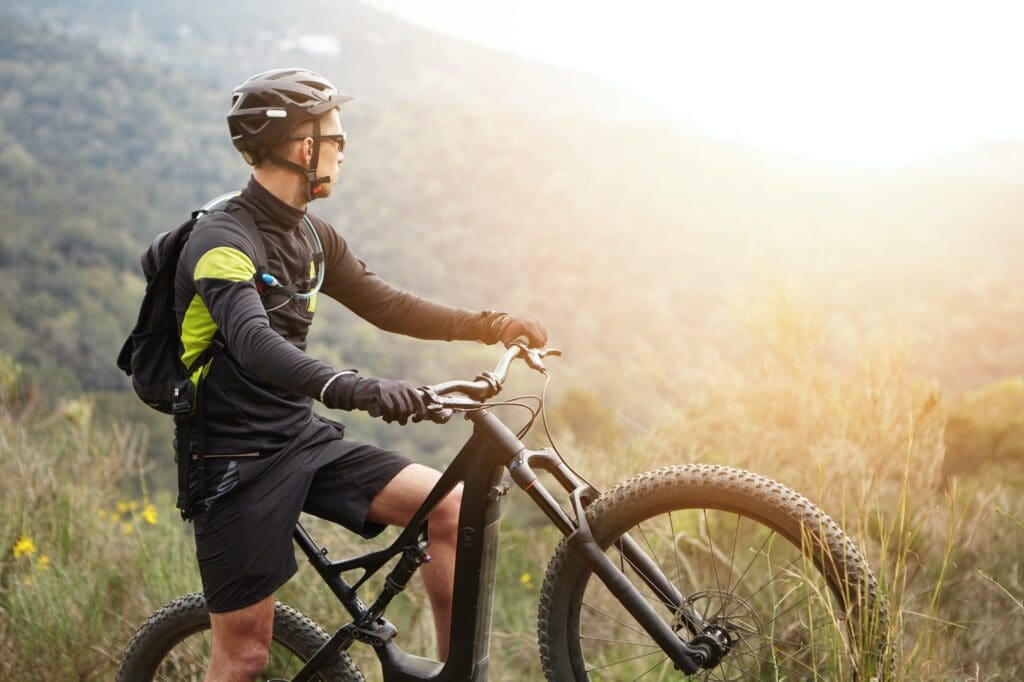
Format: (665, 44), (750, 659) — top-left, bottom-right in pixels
(175, 68), (546, 681)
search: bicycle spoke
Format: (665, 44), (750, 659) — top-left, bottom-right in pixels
(724, 643), (818, 679)
(582, 600), (655, 641)
(726, 553), (804, 615)
(734, 624), (839, 657)
(726, 530), (776, 598)
(727, 513), (741, 588)
(668, 511), (685, 597)
(631, 654), (669, 680)
(634, 520), (679, 607)
(636, 521), (668, 581)
(703, 509), (725, 601)
(585, 648), (664, 673)
(708, 533), (782, 625)
(580, 634), (660, 648)
(720, 656), (756, 681)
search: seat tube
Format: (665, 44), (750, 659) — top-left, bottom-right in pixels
(438, 413), (515, 680)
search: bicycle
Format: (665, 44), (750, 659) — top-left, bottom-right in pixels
(116, 342), (888, 680)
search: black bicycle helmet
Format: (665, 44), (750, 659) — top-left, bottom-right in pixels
(228, 68), (352, 164)
(228, 68), (353, 201)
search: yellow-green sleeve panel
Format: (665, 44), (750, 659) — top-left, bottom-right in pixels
(194, 246), (256, 282)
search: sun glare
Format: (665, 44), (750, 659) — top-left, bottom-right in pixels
(369, 0), (1024, 167)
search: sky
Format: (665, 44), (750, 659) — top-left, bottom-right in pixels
(366, 0), (1024, 168)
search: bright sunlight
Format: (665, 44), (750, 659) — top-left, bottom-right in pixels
(369, 0), (1024, 167)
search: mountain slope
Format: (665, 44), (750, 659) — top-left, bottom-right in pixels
(1, 3), (1022, 403)
(17, 0), (661, 123)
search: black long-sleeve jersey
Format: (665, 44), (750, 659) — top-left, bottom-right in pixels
(173, 177), (489, 455)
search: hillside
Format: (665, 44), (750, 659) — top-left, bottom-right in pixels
(13, 0), (660, 122)
(1, 1), (1023, 447)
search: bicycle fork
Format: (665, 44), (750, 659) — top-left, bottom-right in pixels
(507, 446), (717, 675)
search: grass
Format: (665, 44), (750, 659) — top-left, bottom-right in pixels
(2, 300), (1023, 681)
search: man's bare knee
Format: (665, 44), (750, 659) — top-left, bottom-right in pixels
(430, 485), (463, 538)
(208, 594), (274, 680)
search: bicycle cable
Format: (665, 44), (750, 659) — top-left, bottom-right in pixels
(538, 372), (599, 492)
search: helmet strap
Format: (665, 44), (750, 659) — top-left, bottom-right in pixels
(265, 118), (332, 203)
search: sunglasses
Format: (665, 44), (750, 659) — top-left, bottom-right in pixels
(287, 131), (346, 153)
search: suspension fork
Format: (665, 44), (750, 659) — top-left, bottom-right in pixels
(508, 448), (712, 673)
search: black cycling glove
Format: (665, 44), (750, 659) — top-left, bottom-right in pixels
(480, 312), (548, 348)
(322, 373), (426, 425)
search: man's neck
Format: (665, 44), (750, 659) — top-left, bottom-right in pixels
(252, 167), (308, 211)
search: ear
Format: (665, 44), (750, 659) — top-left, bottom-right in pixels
(300, 136), (315, 165)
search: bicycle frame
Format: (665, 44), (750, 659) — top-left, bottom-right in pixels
(289, 409), (714, 681)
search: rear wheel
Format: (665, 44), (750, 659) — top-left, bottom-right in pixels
(538, 465), (889, 680)
(116, 592), (364, 681)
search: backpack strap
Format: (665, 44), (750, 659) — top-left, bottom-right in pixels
(222, 202), (271, 294)
(177, 203), (267, 520)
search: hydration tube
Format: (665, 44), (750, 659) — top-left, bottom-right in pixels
(200, 191), (325, 302)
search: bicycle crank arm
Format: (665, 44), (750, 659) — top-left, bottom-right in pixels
(567, 490), (714, 674)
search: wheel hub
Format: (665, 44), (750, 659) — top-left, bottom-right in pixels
(672, 590), (767, 676)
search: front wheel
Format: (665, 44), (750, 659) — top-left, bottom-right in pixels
(538, 464), (889, 680)
(116, 592), (364, 681)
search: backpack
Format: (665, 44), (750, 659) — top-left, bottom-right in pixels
(116, 193), (266, 414)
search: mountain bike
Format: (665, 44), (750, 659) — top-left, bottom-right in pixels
(116, 342), (888, 680)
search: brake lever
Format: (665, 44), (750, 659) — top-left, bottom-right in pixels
(524, 347), (562, 374)
(418, 387), (451, 424)
(418, 386), (480, 422)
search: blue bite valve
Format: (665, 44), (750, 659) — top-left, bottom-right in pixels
(261, 273), (281, 287)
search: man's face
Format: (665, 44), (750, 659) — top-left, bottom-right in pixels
(313, 108), (345, 198)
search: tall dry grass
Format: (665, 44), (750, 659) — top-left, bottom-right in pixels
(0, 388), (196, 679)
(578, 292), (1024, 679)
(2, 290), (1022, 682)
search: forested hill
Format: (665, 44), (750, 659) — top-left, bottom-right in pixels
(2, 2), (1023, 410)
(0, 15), (242, 390)
(11, 0), (660, 122)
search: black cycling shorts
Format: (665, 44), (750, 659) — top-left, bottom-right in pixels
(191, 416), (412, 613)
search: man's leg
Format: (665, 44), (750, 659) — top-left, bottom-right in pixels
(366, 463), (462, 661)
(205, 593), (276, 682)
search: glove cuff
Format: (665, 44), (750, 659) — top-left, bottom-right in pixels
(321, 372), (362, 410)
(475, 310), (508, 345)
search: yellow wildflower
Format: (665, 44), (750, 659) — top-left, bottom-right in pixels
(141, 503), (158, 525)
(520, 572), (534, 590)
(36, 555), (50, 570)
(12, 535), (36, 559)
(22, 576), (34, 587)
(116, 501), (129, 514)
(121, 522), (134, 535)
(128, 500), (139, 512)
(97, 509), (108, 520)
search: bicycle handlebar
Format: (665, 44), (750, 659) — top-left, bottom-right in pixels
(419, 340), (561, 423)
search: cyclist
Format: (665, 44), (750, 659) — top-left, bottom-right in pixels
(175, 68), (546, 681)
